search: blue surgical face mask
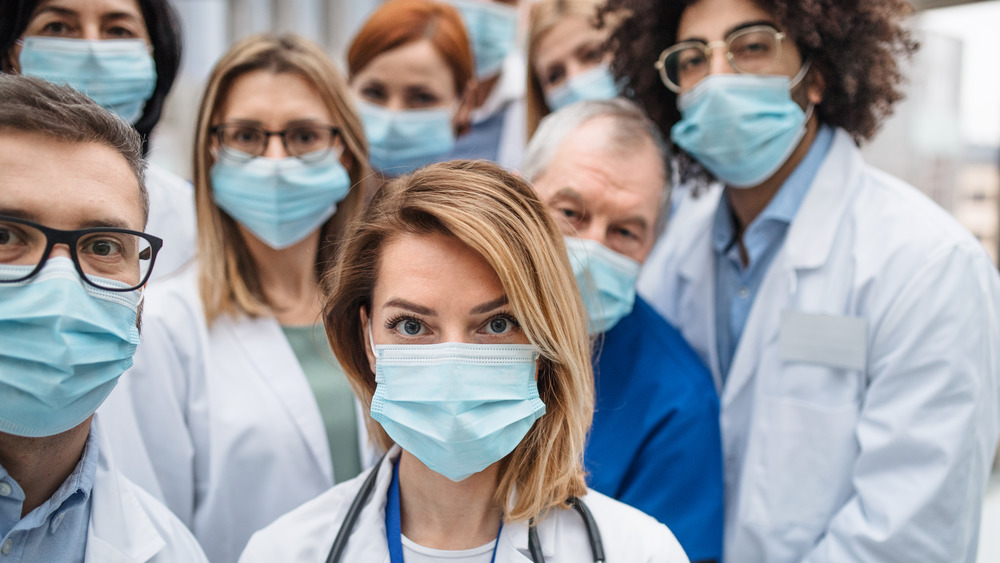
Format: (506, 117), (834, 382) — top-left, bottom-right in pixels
(544, 64), (619, 111)
(448, 0), (518, 78)
(358, 101), (456, 176)
(368, 327), (545, 482)
(210, 149), (351, 249)
(564, 237), (640, 334)
(18, 37), (157, 124)
(670, 64), (813, 188)
(0, 257), (141, 438)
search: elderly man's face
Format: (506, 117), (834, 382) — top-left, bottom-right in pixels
(532, 116), (665, 264)
(0, 131), (144, 252)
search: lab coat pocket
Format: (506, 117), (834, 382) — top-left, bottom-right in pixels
(748, 395), (859, 544)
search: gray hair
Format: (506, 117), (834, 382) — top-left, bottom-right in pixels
(522, 98), (672, 235)
(0, 74), (149, 225)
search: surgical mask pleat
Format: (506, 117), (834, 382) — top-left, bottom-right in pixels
(0, 258), (140, 437)
(369, 341), (544, 481)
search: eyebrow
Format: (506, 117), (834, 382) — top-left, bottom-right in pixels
(33, 6), (79, 19)
(381, 295), (509, 317)
(681, 19), (779, 42)
(549, 187), (585, 205)
(470, 295), (508, 315)
(0, 209), (135, 231)
(383, 298), (436, 316)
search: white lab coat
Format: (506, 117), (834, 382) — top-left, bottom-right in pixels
(143, 163), (196, 281)
(101, 266), (376, 563)
(238, 447), (690, 563)
(87, 418), (208, 563)
(638, 128), (1000, 562)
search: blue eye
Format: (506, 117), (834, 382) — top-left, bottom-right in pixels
(483, 314), (520, 335)
(388, 316), (427, 337)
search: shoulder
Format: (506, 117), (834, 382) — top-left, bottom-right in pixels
(123, 477), (210, 562)
(574, 489), (689, 562)
(239, 465), (378, 562)
(143, 266), (203, 327)
(601, 297), (715, 403)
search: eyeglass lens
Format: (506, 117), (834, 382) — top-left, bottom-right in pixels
(661, 27), (782, 92)
(216, 124), (338, 160)
(0, 218), (153, 290)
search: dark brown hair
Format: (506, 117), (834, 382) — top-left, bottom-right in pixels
(604, 0), (918, 143)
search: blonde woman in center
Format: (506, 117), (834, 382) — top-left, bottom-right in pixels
(106, 34), (375, 563)
(239, 160), (689, 562)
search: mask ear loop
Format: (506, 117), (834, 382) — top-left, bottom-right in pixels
(789, 60), (815, 122)
(367, 317), (378, 358)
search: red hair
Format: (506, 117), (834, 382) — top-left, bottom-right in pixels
(348, 0), (474, 96)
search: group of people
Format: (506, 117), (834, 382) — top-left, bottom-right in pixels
(1, 0), (998, 562)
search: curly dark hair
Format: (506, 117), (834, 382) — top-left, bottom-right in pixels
(603, 0), (918, 144)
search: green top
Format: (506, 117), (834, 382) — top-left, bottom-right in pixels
(281, 324), (362, 483)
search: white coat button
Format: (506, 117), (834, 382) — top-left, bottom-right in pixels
(0, 482), (10, 497)
(738, 286), (750, 298)
(1, 538), (11, 555)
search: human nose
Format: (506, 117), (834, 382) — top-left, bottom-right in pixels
(262, 132), (288, 159)
(577, 221), (610, 249)
(80, 22), (102, 41)
(47, 242), (73, 259)
(707, 42), (733, 76)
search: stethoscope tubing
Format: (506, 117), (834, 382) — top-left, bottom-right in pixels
(325, 455), (605, 563)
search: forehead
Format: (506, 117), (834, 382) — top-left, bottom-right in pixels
(677, 0), (778, 41)
(352, 40), (457, 94)
(533, 16), (606, 63)
(372, 232), (505, 308)
(33, 0), (145, 19)
(219, 70), (334, 125)
(534, 117), (665, 208)
(0, 131), (144, 231)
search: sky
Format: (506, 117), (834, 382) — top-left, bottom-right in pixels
(919, 0), (1000, 147)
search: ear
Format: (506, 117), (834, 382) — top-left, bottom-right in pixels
(806, 67), (826, 106)
(453, 78), (478, 138)
(2, 38), (25, 73)
(360, 307), (376, 374)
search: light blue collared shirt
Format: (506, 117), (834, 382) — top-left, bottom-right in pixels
(713, 125), (835, 381)
(0, 429), (98, 563)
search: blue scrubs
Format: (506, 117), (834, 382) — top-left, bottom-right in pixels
(586, 296), (724, 562)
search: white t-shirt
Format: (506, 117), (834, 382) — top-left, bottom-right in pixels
(401, 535), (496, 562)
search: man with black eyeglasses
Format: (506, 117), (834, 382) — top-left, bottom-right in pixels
(0, 74), (207, 562)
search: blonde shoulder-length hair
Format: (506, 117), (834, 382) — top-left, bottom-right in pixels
(323, 160), (593, 522)
(526, 0), (620, 138)
(193, 33), (371, 324)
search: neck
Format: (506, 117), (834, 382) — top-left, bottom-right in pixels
(726, 115), (820, 233)
(242, 227), (323, 326)
(0, 418), (92, 518)
(397, 451), (503, 550)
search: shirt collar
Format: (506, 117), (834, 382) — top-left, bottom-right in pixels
(0, 429), (98, 534)
(711, 124), (835, 254)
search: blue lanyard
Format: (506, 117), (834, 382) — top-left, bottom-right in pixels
(385, 459), (502, 563)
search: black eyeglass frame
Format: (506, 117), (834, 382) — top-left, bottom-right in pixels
(209, 123), (344, 162)
(0, 215), (163, 292)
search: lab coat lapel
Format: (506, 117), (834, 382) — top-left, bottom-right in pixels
(223, 314), (334, 481)
(675, 212), (724, 391)
(86, 421), (165, 563)
(721, 129), (863, 406)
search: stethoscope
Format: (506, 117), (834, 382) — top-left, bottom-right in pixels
(325, 454), (606, 563)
